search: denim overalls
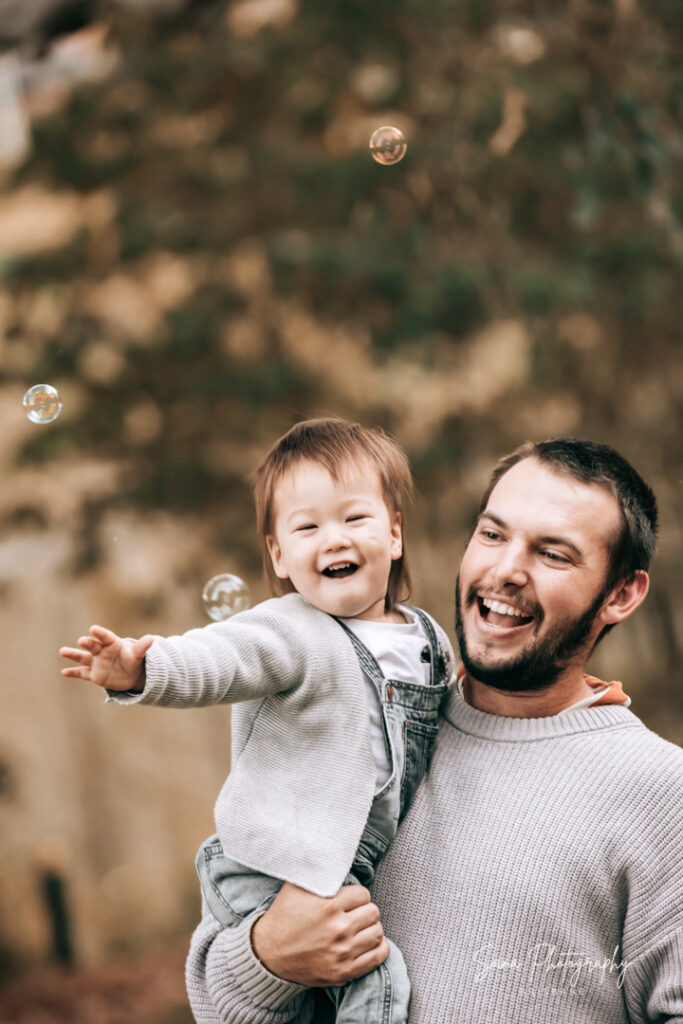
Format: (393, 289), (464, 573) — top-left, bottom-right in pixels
(196, 606), (449, 1024)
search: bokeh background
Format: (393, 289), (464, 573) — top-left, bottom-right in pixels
(0, 0), (681, 1019)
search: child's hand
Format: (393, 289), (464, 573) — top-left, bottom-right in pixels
(59, 625), (154, 693)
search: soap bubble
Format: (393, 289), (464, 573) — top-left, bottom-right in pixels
(369, 125), (407, 165)
(23, 384), (62, 424)
(202, 573), (250, 622)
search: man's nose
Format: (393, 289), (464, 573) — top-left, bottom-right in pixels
(490, 542), (530, 588)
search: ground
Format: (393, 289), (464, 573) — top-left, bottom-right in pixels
(0, 950), (193, 1024)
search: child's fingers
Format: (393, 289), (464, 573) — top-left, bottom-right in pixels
(133, 634), (155, 659)
(59, 646), (92, 665)
(61, 666), (92, 680)
(77, 636), (103, 655)
(89, 624), (119, 645)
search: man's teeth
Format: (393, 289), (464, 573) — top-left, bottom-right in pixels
(481, 597), (530, 618)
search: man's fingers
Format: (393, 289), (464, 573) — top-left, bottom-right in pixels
(344, 899), (382, 937)
(349, 921), (385, 957)
(346, 938), (390, 980)
(335, 885), (372, 911)
(333, 886), (381, 940)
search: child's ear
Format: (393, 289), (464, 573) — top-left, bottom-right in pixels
(266, 536), (289, 580)
(390, 512), (403, 561)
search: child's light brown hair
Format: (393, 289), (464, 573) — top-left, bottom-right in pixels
(254, 418), (413, 611)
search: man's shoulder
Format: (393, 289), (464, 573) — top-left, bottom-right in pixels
(606, 712), (683, 801)
(615, 709), (683, 757)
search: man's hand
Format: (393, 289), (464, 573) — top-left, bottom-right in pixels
(251, 882), (389, 987)
(59, 624), (154, 693)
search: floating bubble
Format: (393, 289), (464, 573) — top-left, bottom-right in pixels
(202, 573), (250, 622)
(369, 125), (407, 166)
(23, 384), (63, 425)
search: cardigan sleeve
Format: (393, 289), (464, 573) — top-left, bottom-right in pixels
(107, 597), (309, 709)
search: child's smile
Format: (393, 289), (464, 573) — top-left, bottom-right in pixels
(321, 561), (358, 579)
(266, 459), (403, 621)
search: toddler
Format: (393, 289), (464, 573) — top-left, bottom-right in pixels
(60, 418), (454, 1024)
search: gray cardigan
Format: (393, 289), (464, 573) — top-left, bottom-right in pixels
(111, 593), (410, 896)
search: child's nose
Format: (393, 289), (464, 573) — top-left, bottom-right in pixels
(321, 523), (351, 550)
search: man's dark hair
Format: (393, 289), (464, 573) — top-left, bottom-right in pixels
(480, 439), (658, 599)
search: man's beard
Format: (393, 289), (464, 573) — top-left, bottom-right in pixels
(454, 576), (608, 693)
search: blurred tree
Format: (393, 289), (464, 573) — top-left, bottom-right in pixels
(1, 0), (681, 706)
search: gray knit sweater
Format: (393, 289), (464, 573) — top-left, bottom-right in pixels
(185, 686), (683, 1024)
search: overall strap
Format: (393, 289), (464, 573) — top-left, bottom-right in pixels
(403, 606), (448, 686)
(334, 618), (386, 689)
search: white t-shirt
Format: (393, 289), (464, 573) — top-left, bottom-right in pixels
(339, 608), (432, 792)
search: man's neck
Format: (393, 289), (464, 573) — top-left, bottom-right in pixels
(463, 667), (597, 718)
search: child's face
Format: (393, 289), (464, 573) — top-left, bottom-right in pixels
(266, 459), (403, 621)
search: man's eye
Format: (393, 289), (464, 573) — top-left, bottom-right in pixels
(543, 550), (570, 564)
(480, 528), (501, 541)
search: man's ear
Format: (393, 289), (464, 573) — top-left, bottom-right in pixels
(266, 536), (289, 580)
(390, 512), (403, 561)
(597, 570), (650, 627)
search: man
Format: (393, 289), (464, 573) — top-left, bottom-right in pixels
(187, 439), (683, 1024)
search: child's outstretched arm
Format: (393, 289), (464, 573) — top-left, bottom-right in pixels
(59, 625), (154, 693)
(59, 597), (346, 710)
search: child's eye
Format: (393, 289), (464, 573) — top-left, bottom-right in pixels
(346, 515), (367, 523)
(295, 523), (316, 532)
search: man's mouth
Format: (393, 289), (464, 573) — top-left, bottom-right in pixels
(321, 562), (358, 579)
(477, 595), (535, 628)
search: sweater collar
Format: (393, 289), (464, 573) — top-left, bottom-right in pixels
(444, 680), (639, 742)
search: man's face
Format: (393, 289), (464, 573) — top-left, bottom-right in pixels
(456, 458), (622, 693)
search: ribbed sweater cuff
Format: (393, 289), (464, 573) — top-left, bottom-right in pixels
(207, 911), (310, 1013)
(104, 688), (145, 703)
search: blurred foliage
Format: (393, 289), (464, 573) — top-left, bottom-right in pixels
(1, 0), (681, 643)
